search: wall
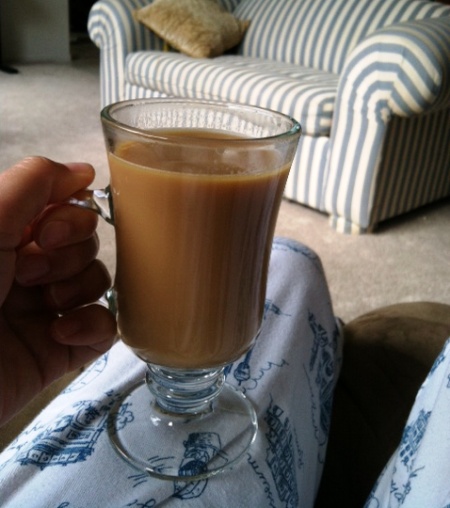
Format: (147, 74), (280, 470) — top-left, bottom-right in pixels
(1, 0), (70, 64)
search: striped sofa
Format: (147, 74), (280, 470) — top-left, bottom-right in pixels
(88, 0), (450, 233)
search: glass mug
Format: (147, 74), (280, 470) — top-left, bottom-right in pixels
(70, 99), (301, 480)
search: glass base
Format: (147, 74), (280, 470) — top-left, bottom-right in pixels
(108, 377), (258, 480)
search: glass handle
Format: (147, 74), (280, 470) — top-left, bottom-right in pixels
(67, 187), (117, 316)
(66, 185), (114, 225)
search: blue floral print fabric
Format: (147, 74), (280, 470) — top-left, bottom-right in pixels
(0, 239), (342, 507)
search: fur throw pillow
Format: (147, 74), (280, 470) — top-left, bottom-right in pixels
(134, 0), (249, 58)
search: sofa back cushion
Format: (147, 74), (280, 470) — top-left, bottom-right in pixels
(233, 0), (449, 74)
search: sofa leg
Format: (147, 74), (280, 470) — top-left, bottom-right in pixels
(329, 214), (374, 234)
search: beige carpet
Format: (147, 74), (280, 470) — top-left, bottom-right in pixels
(1, 38), (449, 326)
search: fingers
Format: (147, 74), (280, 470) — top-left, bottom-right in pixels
(33, 204), (99, 250)
(51, 304), (117, 370)
(0, 158), (95, 306)
(0, 157), (95, 250)
(52, 304), (116, 348)
(15, 235), (100, 286)
(45, 260), (111, 311)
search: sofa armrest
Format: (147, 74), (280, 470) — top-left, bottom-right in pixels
(323, 15), (450, 233)
(337, 16), (450, 120)
(88, 0), (165, 107)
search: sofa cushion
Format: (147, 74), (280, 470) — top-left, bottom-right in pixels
(233, 0), (449, 74)
(134, 0), (249, 58)
(125, 51), (339, 136)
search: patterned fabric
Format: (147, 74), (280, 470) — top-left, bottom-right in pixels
(2, 240), (450, 505)
(88, 0), (450, 233)
(88, 0), (242, 107)
(233, 0), (449, 74)
(88, 0), (163, 108)
(283, 136), (330, 211)
(124, 52), (339, 136)
(324, 15), (450, 232)
(330, 109), (450, 234)
(366, 337), (450, 507)
(0, 239), (343, 507)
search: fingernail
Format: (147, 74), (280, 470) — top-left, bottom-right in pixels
(39, 221), (71, 249)
(16, 255), (50, 284)
(66, 162), (94, 173)
(49, 281), (81, 308)
(52, 315), (82, 341)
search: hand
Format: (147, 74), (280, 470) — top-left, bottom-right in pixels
(0, 157), (117, 426)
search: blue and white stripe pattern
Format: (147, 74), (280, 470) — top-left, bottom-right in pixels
(88, 0), (164, 107)
(88, 0), (450, 233)
(233, 0), (450, 74)
(324, 14), (450, 232)
(372, 110), (450, 227)
(124, 53), (339, 135)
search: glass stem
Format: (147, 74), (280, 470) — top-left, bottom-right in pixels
(145, 364), (226, 416)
